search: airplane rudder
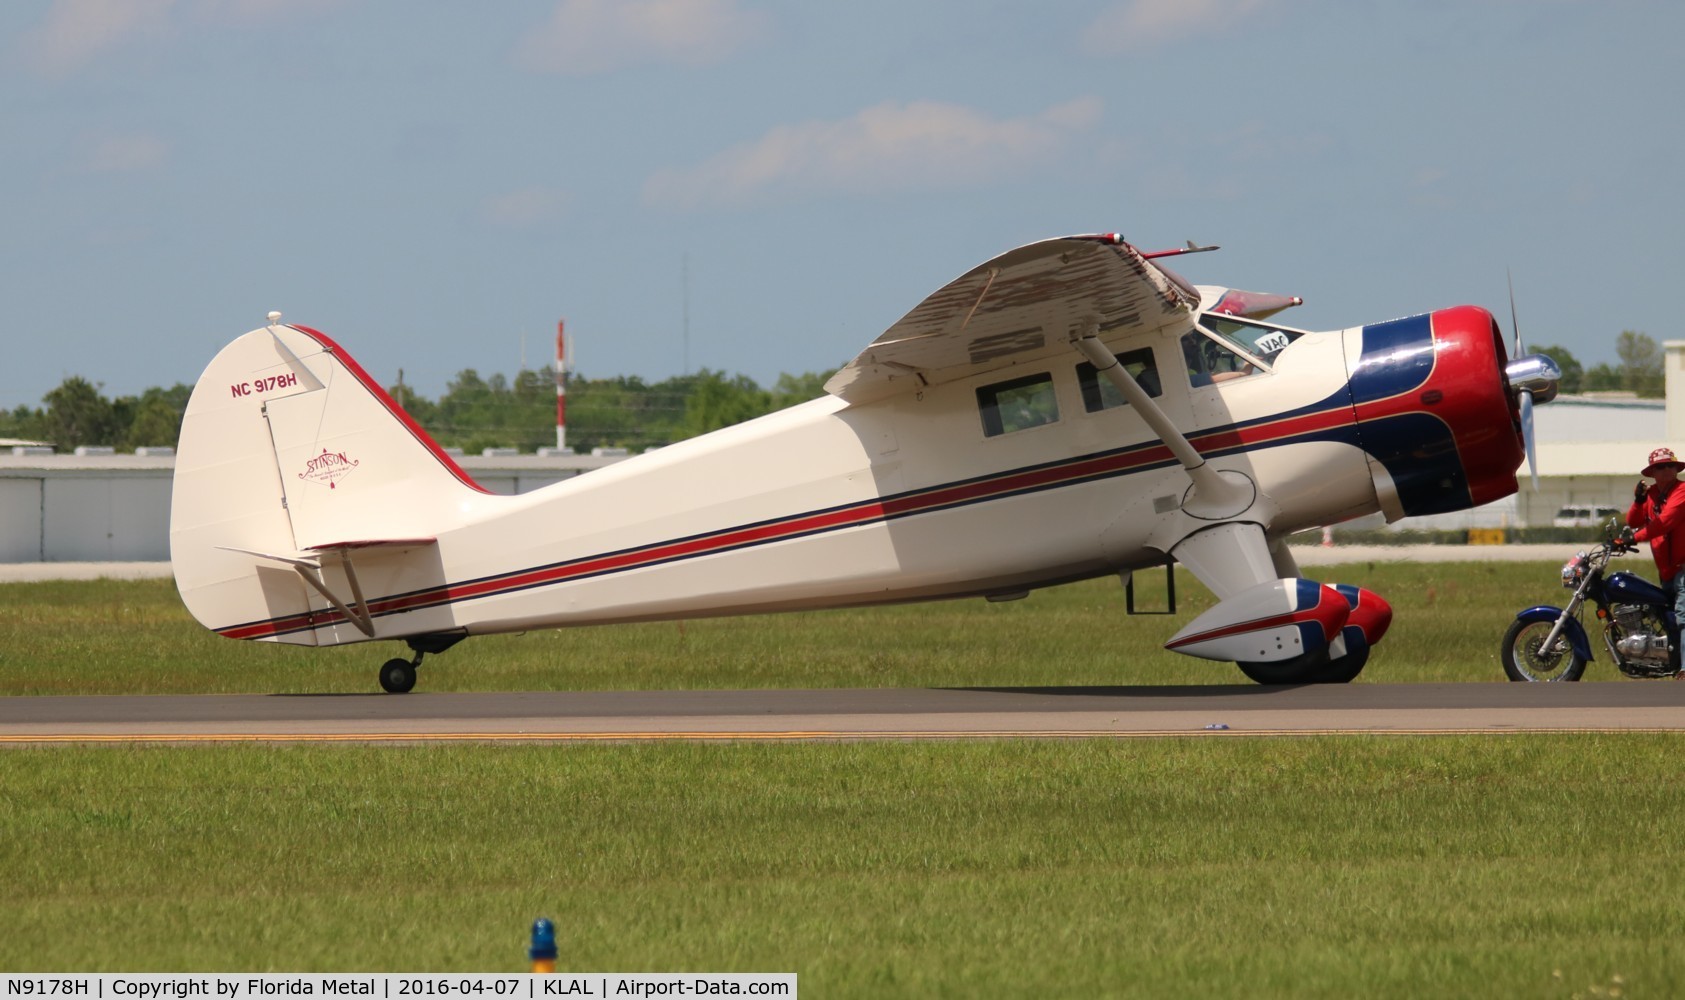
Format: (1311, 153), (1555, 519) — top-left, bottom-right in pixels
(265, 323), (488, 503)
(171, 326), (323, 640)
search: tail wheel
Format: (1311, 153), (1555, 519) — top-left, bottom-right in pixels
(1501, 618), (1586, 682)
(379, 658), (417, 694)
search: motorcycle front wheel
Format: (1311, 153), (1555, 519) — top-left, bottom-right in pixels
(1500, 618), (1587, 682)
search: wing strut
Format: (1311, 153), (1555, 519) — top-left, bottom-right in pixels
(1070, 330), (1251, 516)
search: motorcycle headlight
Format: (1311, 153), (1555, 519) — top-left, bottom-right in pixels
(1562, 553), (1587, 588)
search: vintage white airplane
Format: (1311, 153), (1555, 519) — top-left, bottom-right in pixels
(169, 233), (1561, 692)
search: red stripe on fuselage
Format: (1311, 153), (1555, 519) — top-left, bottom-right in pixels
(220, 331), (1499, 641)
(222, 310), (1517, 641)
(212, 402), (1355, 640)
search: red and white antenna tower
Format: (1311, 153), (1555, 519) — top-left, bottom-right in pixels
(555, 319), (569, 452)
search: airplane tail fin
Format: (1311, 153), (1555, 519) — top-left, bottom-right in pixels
(170, 321), (490, 645)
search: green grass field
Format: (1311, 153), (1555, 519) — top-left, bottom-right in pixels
(0, 558), (1577, 694)
(3, 562), (1682, 994)
(3, 739), (1682, 994)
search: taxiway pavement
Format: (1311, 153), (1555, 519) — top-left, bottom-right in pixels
(3, 683), (1682, 743)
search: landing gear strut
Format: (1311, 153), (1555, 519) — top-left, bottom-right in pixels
(376, 633), (467, 693)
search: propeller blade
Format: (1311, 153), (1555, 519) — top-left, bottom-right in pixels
(1507, 268), (1524, 359)
(1520, 390), (1539, 490)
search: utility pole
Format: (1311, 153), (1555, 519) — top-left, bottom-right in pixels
(555, 320), (568, 452)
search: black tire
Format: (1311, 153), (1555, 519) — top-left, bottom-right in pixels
(1236, 647), (1333, 685)
(1315, 642), (1370, 684)
(1500, 618), (1586, 682)
(379, 657), (417, 694)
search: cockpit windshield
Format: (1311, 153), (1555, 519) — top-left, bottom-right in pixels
(1199, 315), (1303, 365)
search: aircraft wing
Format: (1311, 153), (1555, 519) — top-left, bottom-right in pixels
(825, 234), (1198, 404)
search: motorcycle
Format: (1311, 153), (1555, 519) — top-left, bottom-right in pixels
(1501, 525), (1681, 682)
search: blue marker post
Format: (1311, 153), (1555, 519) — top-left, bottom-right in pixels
(529, 918), (558, 973)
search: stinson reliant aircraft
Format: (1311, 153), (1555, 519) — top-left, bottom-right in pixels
(170, 233), (1561, 691)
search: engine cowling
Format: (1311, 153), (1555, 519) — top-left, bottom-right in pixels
(1343, 306), (1524, 521)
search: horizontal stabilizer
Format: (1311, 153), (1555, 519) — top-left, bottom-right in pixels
(215, 545), (322, 569)
(303, 537), (438, 552)
(1165, 578), (1349, 662)
(213, 538), (439, 641)
(217, 537), (438, 565)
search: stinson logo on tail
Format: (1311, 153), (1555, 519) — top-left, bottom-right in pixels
(299, 449), (360, 489)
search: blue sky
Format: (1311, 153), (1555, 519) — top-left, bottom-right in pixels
(3, 0), (1680, 410)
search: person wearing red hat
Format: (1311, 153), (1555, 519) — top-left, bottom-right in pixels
(1624, 446), (1685, 676)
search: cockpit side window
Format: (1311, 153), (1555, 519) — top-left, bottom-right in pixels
(1076, 347), (1160, 412)
(977, 372), (1059, 437)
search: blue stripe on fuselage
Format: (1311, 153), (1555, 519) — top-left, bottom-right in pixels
(1348, 313), (1470, 514)
(1349, 314), (1437, 404)
(1217, 313), (1467, 516)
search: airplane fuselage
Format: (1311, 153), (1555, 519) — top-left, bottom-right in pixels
(172, 233), (1534, 692)
(200, 305), (1513, 647)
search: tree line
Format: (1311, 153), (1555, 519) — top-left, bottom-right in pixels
(1, 330), (1669, 454)
(0, 377), (192, 452)
(389, 366), (834, 455)
(1532, 332), (1664, 397)
(0, 366), (835, 455)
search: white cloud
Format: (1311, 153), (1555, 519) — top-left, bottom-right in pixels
(20, 0), (177, 77)
(644, 97), (1105, 209)
(18, 0), (347, 75)
(1412, 167), (1450, 187)
(194, 0), (347, 24)
(83, 133), (170, 173)
(483, 186), (570, 228)
(1084, 0), (1270, 52)
(1410, 167), (1455, 209)
(514, 0), (766, 75)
